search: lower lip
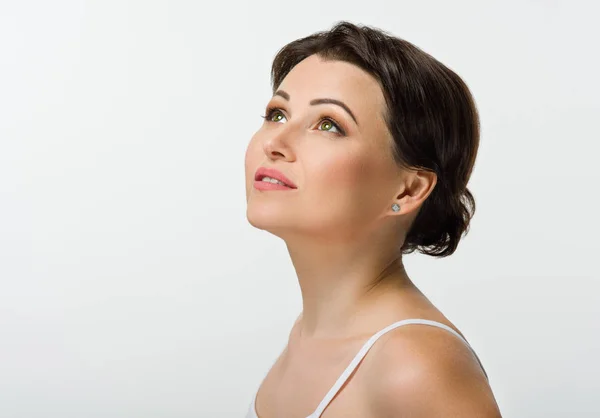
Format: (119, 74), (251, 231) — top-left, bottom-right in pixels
(254, 181), (296, 191)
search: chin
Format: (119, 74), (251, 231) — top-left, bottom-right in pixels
(246, 201), (282, 230)
(246, 204), (287, 232)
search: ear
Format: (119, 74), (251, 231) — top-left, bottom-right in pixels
(390, 169), (437, 215)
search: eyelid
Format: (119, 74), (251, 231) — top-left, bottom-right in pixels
(263, 105), (347, 136)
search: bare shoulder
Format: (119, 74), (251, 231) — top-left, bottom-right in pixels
(363, 322), (502, 417)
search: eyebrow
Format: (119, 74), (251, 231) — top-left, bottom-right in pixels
(273, 89), (359, 126)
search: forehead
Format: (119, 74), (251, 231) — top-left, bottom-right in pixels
(277, 54), (387, 125)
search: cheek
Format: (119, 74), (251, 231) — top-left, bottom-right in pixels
(335, 143), (384, 183)
(309, 151), (378, 198)
(299, 151), (387, 237)
(307, 147), (393, 220)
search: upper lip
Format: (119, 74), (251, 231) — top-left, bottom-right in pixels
(254, 167), (297, 188)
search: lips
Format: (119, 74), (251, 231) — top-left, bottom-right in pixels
(254, 167), (297, 189)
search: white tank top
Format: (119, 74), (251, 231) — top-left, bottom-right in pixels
(246, 318), (488, 418)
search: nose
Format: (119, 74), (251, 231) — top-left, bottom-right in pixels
(262, 126), (296, 162)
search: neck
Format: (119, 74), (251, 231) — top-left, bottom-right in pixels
(283, 233), (415, 340)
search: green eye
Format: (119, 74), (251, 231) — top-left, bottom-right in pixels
(261, 106), (346, 137)
(320, 120), (333, 131)
(262, 108), (285, 122)
(318, 119), (343, 135)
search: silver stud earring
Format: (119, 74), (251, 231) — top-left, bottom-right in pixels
(391, 203), (400, 212)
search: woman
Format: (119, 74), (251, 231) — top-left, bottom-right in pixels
(244, 21), (502, 417)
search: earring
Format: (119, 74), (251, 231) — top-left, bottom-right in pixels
(391, 203), (400, 212)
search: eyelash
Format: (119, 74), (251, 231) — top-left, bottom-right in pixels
(260, 106), (347, 137)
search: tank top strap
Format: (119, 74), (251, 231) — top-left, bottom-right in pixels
(308, 318), (488, 418)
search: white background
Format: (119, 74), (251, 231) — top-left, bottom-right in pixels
(1, 1), (598, 417)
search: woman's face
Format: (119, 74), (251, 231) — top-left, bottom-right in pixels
(245, 54), (404, 241)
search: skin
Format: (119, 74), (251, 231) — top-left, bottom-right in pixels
(244, 54), (501, 417)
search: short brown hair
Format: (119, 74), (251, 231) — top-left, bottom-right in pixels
(269, 21), (480, 257)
